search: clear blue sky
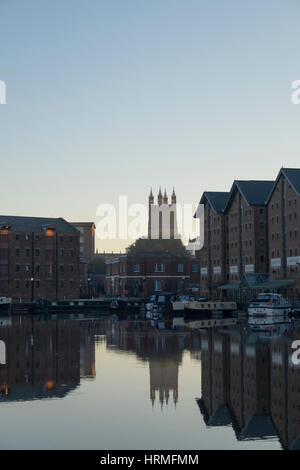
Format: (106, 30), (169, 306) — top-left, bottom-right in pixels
(0, 0), (300, 251)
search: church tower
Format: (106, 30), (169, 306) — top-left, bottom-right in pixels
(148, 187), (178, 240)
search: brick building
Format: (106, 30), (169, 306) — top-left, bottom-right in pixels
(266, 168), (300, 299)
(195, 174), (298, 300)
(196, 192), (229, 299)
(69, 222), (96, 298)
(69, 222), (95, 262)
(106, 252), (193, 298)
(224, 180), (273, 282)
(0, 216), (80, 301)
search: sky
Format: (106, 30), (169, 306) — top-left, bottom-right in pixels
(0, 0), (300, 251)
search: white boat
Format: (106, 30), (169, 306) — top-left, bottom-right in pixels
(0, 298), (12, 310)
(248, 293), (291, 316)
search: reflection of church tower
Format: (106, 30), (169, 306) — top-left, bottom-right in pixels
(149, 360), (179, 409)
(148, 188), (178, 240)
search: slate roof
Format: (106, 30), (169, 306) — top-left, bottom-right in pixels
(199, 192), (229, 213)
(266, 167), (300, 203)
(0, 216), (78, 233)
(224, 180), (274, 211)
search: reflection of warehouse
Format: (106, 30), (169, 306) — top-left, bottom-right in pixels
(0, 316), (97, 402)
(197, 325), (300, 449)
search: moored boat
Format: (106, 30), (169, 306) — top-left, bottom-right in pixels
(248, 293), (291, 316)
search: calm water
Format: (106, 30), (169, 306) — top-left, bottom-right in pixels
(0, 312), (299, 450)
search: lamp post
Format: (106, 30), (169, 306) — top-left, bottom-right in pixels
(87, 277), (91, 298)
(31, 277), (34, 303)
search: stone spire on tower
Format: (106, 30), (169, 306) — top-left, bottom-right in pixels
(163, 189), (168, 204)
(149, 188), (154, 205)
(158, 187), (163, 206)
(171, 187), (176, 204)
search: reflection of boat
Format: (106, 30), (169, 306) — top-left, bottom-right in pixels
(248, 293), (291, 316)
(110, 298), (140, 312)
(0, 298), (12, 313)
(247, 314), (292, 338)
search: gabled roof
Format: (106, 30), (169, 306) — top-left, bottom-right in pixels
(266, 168), (300, 203)
(199, 192), (229, 213)
(0, 216), (78, 233)
(224, 180), (274, 212)
(239, 415), (278, 441)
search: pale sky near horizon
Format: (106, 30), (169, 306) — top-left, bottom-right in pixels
(0, 0), (300, 251)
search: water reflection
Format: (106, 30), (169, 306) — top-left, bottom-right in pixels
(0, 312), (300, 449)
(197, 317), (300, 450)
(105, 318), (201, 408)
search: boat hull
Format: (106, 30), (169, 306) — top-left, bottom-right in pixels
(248, 306), (290, 316)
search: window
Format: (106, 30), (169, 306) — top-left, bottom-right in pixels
(16, 249), (20, 256)
(15, 280), (20, 288)
(69, 265), (74, 272)
(154, 263), (165, 273)
(25, 234), (30, 241)
(25, 264), (30, 273)
(26, 248), (30, 257)
(35, 249), (40, 257)
(69, 280), (73, 288)
(59, 265), (64, 273)
(16, 264), (20, 272)
(35, 265), (40, 273)
(177, 263), (184, 273)
(133, 263), (140, 273)
(60, 280), (64, 288)
(69, 249), (73, 257)
(35, 234), (40, 241)
(35, 280), (40, 288)
(15, 234), (19, 240)
(155, 280), (162, 291)
(60, 248), (64, 256)
(192, 264), (198, 273)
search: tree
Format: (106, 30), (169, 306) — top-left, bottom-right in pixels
(126, 237), (190, 257)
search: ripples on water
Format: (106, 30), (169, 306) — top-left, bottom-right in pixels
(0, 311), (299, 450)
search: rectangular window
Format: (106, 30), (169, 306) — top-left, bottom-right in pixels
(155, 280), (162, 291)
(133, 264), (140, 273)
(177, 263), (184, 273)
(192, 264), (198, 272)
(35, 249), (40, 257)
(154, 263), (165, 273)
